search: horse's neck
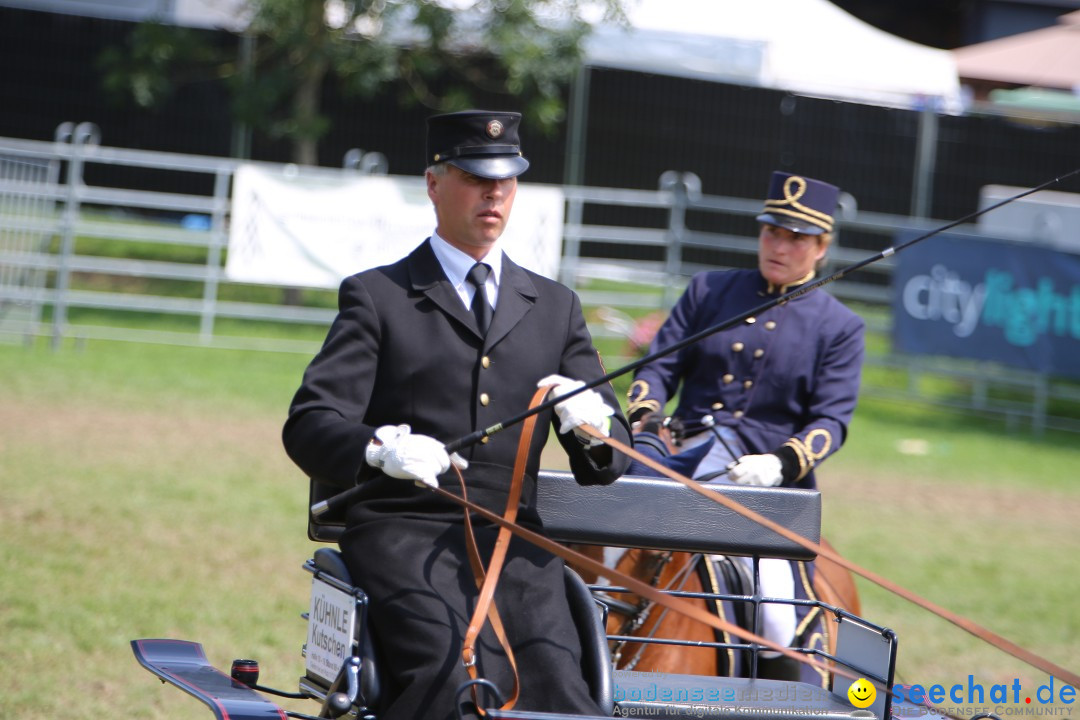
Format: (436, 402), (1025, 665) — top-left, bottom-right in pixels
(621, 548), (667, 580)
(621, 549), (704, 593)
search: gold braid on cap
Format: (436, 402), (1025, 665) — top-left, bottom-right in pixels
(763, 176), (834, 233)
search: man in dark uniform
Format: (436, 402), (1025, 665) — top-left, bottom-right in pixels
(283, 110), (631, 720)
(625, 171), (864, 684)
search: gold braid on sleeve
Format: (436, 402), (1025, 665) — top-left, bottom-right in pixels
(783, 429), (833, 481)
(626, 379), (662, 418)
(783, 439), (811, 480)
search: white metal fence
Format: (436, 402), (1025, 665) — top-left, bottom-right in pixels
(1, 124), (1076, 433)
(0, 151), (57, 338)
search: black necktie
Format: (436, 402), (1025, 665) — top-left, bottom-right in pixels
(466, 262), (492, 336)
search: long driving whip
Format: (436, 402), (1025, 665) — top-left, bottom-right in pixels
(313, 167), (1080, 517)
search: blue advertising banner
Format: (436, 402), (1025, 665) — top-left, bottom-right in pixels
(892, 231), (1080, 379)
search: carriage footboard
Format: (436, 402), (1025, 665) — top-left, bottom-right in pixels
(613, 671), (869, 720)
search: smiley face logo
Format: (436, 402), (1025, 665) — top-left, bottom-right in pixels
(847, 678), (876, 708)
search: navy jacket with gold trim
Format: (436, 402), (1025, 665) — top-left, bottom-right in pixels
(628, 269), (864, 489)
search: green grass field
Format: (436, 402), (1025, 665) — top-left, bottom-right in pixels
(2, 333), (1078, 719)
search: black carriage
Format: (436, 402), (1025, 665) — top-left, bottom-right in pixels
(132, 471), (933, 720)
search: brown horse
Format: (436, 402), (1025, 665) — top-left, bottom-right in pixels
(572, 539), (860, 679)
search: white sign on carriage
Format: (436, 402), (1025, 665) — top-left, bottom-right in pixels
(226, 164), (565, 288)
(305, 578), (358, 685)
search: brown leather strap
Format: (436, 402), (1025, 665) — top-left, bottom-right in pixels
(441, 421), (1079, 690)
(580, 425), (1080, 689)
(459, 470), (520, 713)
(434, 482), (846, 682)
(459, 385), (551, 713)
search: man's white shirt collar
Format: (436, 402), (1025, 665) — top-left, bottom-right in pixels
(429, 232), (502, 308)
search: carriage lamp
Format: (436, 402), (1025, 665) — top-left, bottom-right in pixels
(231, 658), (260, 687)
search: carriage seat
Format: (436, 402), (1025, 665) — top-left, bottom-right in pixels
(309, 471), (820, 561)
(535, 471), (820, 560)
(304, 473), (827, 718)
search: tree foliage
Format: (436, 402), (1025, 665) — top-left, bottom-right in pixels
(99, 0), (628, 164)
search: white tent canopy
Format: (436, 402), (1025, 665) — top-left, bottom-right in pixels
(585, 0), (963, 114)
(0, 0), (249, 30)
(6, 0), (960, 112)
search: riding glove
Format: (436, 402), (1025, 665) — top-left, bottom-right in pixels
(537, 374), (615, 447)
(728, 453), (784, 487)
(365, 424), (466, 488)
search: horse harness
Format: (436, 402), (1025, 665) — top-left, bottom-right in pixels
(603, 550), (752, 673)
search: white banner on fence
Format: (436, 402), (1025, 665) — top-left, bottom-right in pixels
(226, 165), (565, 288)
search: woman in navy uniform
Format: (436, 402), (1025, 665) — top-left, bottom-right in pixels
(283, 110), (631, 720)
(626, 171), (865, 684)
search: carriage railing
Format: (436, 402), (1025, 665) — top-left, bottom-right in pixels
(533, 471), (897, 720)
(587, 578), (898, 720)
(591, 583), (896, 697)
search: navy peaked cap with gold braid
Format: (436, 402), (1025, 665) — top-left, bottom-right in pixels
(426, 110), (529, 180)
(755, 171), (839, 236)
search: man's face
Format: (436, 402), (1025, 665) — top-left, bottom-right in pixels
(427, 164), (517, 259)
(757, 223), (827, 286)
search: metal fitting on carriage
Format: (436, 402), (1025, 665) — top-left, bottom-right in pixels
(230, 659), (260, 687)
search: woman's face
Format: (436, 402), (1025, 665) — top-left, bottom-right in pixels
(757, 223), (828, 286)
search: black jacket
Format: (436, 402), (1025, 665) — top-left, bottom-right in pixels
(282, 239), (630, 719)
(283, 239), (631, 515)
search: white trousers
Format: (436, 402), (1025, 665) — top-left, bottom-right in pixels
(685, 428), (797, 652)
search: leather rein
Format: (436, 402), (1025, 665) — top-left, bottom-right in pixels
(456, 385), (552, 713)
(448, 398), (1080, 714)
(580, 426), (1080, 688)
(449, 387), (854, 715)
(403, 172), (1080, 709)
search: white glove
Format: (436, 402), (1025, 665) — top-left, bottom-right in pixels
(728, 453), (784, 487)
(537, 374), (615, 447)
(365, 424), (466, 488)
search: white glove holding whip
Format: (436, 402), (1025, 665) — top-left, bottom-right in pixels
(728, 453), (784, 487)
(538, 374), (615, 447)
(365, 424), (468, 488)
